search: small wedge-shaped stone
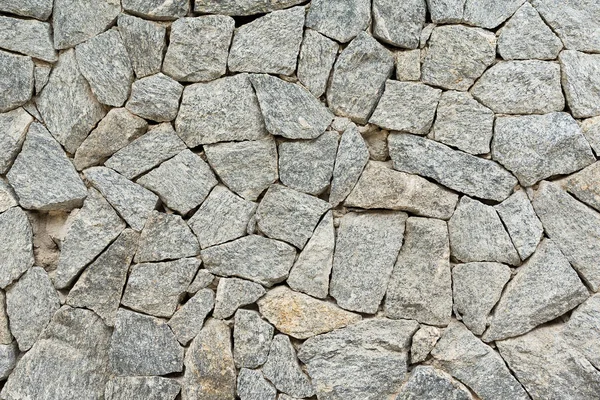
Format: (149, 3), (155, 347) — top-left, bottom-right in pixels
(0, 342), (18, 380)
(331, 212), (407, 313)
(234, 309), (274, 369)
(163, 16), (234, 82)
(397, 366), (473, 400)
(258, 286), (361, 339)
(484, 239), (588, 342)
(327, 32), (394, 123)
(213, 278), (265, 320)
(66, 229), (138, 326)
(34, 62), (51, 94)
(75, 28), (133, 107)
(297, 29), (339, 98)
(201, 235), (296, 287)
(372, 0), (426, 49)
(0, 0), (53, 20)
(0, 51), (33, 113)
(195, 0), (304, 15)
(287, 211), (334, 299)
(422, 25), (496, 91)
(122, 258), (199, 317)
(0, 306), (112, 400)
(238, 368), (276, 400)
(182, 319), (236, 400)
(110, 309), (183, 376)
(562, 161), (600, 212)
(449, 197), (520, 266)
(411, 326), (441, 364)
(53, 0), (120, 49)
(36, 49), (105, 154)
(298, 318), (419, 400)
(0, 207), (33, 289)
(175, 74), (268, 146)
(137, 150), (217, 215)
(205, 138), (278, 201)
(122, 0), (187, 20)
(105, 123), (186, 180)
(187, 270), (215, 294)
(0, 179), (17, 213)
(532, 181), (600, 290)
(256, 184), (331, 249)
(251, 74), (333, 140)
(168, 288), (214, 345)
(6, 267), (59, 351)
(228, 7), (304, 75)
(560, 50), (600, 118)
(0, 107), (33, 174)
(430, 91), (494, 155)
(8, 123), (87, 210)
(263, 334), (314, 398)
(386, 217), (452, 326)
(329, 124), (369, 206)
(472, 60), (564, 114)
(135, 212), (199, 263)
(118, 14), (166, 78)
(85, 167), (158, 231)
(563, 294), (600, 370)
(105, 376), (180, 400)
(125, 73), (183, 122)
(305, 0), (370, 43)
(389, 133), (518, 202)
(452, 262), (511, 336)
(346, 161), (459, 220)
(431, 321), (529, 400)
(0, 16), (57, 62)
(54, 189), (125, 289)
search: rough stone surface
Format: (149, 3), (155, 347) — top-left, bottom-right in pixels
(562, 161), (600, 212)
(125, 73), (183, 122)
(213, 278), (265, 320)
(0, 0), (53, 20)
(105, 376), (181, 400)
(426, 0), (465, 24)
(233, 309), (274, 369)
(0, 51), (34, 113)
(0, 179), (17, 213)
(559, 50), (600, 119)
(0, 107), (33, 174)
(563, 294), (600, 370)
(168, 288), (214, 345)
(263, 334), (314, 398)
(0, 207), (33, 289)
(396, 366), (473, 400)
(237, 368), (276, 400)
(135, 211), (199, 262)
(462, 0), (525, 29)
(305, 0), (371, 43)
(0, 16), (57, 62)
(0, 342), (18, 380)
(372, 0), (426, 49)
(117, 14), (166, 78)
(34, 62), (51, 94)
(122, 0), (188, 20)
(410, 326), (441, 364)
(297, 29), (339, 98)
(395, 49), (421, 81)
(187, 270), (215, 294)
(330, 212), (407, 314)
(195, 0), (305, 15)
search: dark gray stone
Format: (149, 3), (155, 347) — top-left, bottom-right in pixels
(125, 73), (183, 122)
(305, 0), (371, 43)
(0, 207), (33, 289)
(117, 14), (166, 78)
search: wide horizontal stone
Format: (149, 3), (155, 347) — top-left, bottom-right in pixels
(0, 50), (33, 113)
(0, 0), (53, 20)
(125, 73), (183, 122)
(559, 50), (600, 118)
(462, 0), (525, 29)
(53, 0), (120, 49)
(0, 207), (34, 289)
(305, 0), (371, 43)
(0, 107), (32, 175)
(195, 0), (305, 15)
(105, 376), (180, 400)
(237, 368), (276, 400)
(0, 16), (57, 62)
(117, 14), (166, 78)
(121, 0), (188, 20)
(297, 29), (339, 98)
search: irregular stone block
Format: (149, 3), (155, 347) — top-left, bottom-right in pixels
(168, 288), (214, 345)
(559, 50), (600, 118)
(462, 0), (525, 29)
(297, 29), (339, 98)
(0, 179), (17, 213)
(121, 0), (188, 20)
(195, 0), (305, 15)
(105, 376), (180, 400)
(562, 161), (600, 212)
(397, 366), (473, 400)
(581, 116), (600, 155)
(395, 49), (421, 81)
(563, 294), (600, 370)
(125, 73), (183, 122)
(0, 0), (53, 20)
(410, 326), (440, 364)
(0, 107), (33, 174)
(0, 207), (34, 289)
(117, 14), (166, 78)
(134, 212), (199, 263)
(0, 342), (18, 380)
(372, 0), (426, 49)
(187, 270), (215, 294)
(237, 368), (276, 400)
(234, 309), (274, 369)
(427, 0), (465, 23)
(0, 50), (33, 113)
(305, 0), (370, 43)
(53, 0), (120, 49)
(213, 278), (265, 320)
(0, 16), (57, 62)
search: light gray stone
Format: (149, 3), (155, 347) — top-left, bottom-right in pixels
(430, 91), (494, 155)
(163, 16), (234, 82)
(422, 25), (496, 91)
(66, 230), (139, 326)
(331, 212), (407, 314)
(118, 14), (166, 78)
(305, 0), (370, 43)
(187, 270), (215, 294)
(463, 0), (525, 29)
(0, 107), (33, 174)
(327, 32), (394, 123)
(256, 184), (331, 249)
(452, 262), (511, 336)
(105, 123), (186, 180)
(0, 51), (33, 113)
(395, 49), (421, 81)
(560, 50), (600, 118)
(562, 161), (600, 212)
(122, 258), (199, 318)
(168, 288), (214, 345)
(0, 179), (17, 213)
(175, 74), (268, 147)
(389, 133), (518, 202)
(287, 211), (334, 299)
(449, 197), (520, 266)
(213, 278), (265, 320)
(0, 342), (18, 380)
(582, 116), (600, 155)
(7, 123), (87, 210)
(34, 62), (51, 94)
(54, 189), (125, 289)
(201, 235), (296, 287)
(228, 7), (304, 75)
(426, 0), (464, 23)
(205, 138), (278, 201)
(0, 0), (53, 20)
(372, 0), (426, 49)
(0, 207), (33, 289)
(0, 291), (11, 345)
(297, 29), (339, 98)
(110, 309), (183, 376)
(495, 190), (544, 260)
(182, 319), (236, 400)
(84, 166), (159, 231)
(237, 368), (276, 400)
(53, 0), (120, 49)
(36, 49), (105, 154)
(532, 181), (600, 291)
(396, 366), (473, 400)
(298, 318), (419, 400)
(0, 16), (57, 62)
(125, 73), (183, 122)
(329, 124), (369, 206)
(386, 217), (452, 326)
(0, 307), (112, 400)
(105, 376), (180, 400)
(195, 0), (304, 15)
(121, 0), (188, 20)
(410, 326), (441, 364)
(234, 309), (274, 369)
(263, 335), (314, 398)
(563, 294), (600, 370)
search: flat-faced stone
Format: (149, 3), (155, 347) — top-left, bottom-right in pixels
(122, 0), (186, 20)
(0, 0), (53, 20)
(0, 107), (33, 174)
(134, 212), (199, 263)
(117, 14), (166, 78)
(36, 49), (105, 154)
(560, 50), (600, 118)
(0, 207), (33, 289)
(430, 91), (494, 155)
(582, 117), (600, 155)
(395, 49), (421, 81)
(53, 0), (120, 49)
(213, 278), (265, 320)
(195, 0), (304, 15)
(410, 326), (441, 364)
(297, 29), (339, 98)
(0, 179), (17, 213)
(105, 123), (186, 180)
(372, 0), (426, 49)
(163, 16), (234, 82)
(187, 270), (215, 294)
(422, 25), (496, 91)
(397, 366), (473, 400)
(234, 309), (274, 369)
(66, 230), (139, 326)
(426, 0), (465, 23)
(205, 138), (278, 201)
(329, 124), (369, 206)
(0, 16), (57, 62)
(84, 166), (159, 231)
(7, 123), (87, 210)
(305, 0), (370, 43)
(175, 74), (268, 147)
(389, 133), (518, 202)
(463, 0), (525, 29)
(105, 376), (180, 400)
(34, 61), (51, 94)
(201, 235), (296, 287)
(563, 294), (600, 370)
(125, 73), (183, 122)
(327, 32), (394, 123)
(238, 368), (276, 400)
(0, 291), (11, 345)
(168, 288), (214, 345)
(0, 342), (18, 380)
(263, 334), (314, 398)
(0, 50), (33, 113)
(330, 212), (407, 314)
(562, 161), (600, 212)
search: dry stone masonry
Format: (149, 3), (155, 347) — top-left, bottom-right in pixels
(2, 0), (600, 399)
